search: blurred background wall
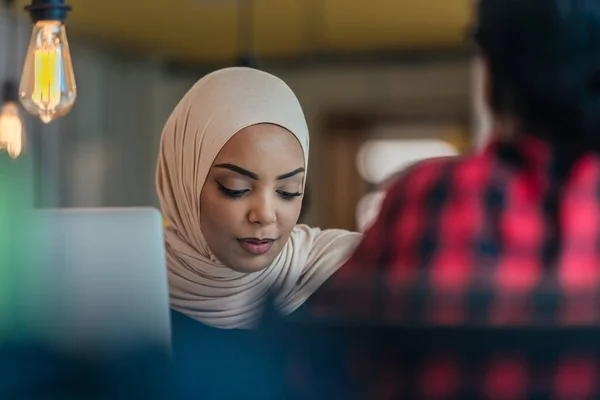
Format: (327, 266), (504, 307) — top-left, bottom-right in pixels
(0, 0), (492, 231)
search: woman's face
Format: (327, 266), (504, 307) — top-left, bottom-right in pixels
(200, 123), (305, 273)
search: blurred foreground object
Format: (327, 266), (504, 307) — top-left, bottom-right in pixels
(0, 344), (176, 399)
(0, 151), (34, 343)
(19, 0), (76, 123)
(23, 208), (171, 356)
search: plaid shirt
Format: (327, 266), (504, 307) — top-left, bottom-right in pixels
(286, 134), (600, 399)
(283, 338), (600, 400)
(302, 134), (600, 324)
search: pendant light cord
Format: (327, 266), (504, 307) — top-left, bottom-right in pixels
(4, 0), (14, 77)
(2, 0), (17, 102)
(238, 0), (254, 58)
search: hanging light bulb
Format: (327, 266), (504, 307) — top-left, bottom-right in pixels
(19, 0), (75, 124)
(0, 102), (24, 159)
(0, 82), (25, 159)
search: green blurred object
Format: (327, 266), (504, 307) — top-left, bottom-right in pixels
(0, 151), (35, 342)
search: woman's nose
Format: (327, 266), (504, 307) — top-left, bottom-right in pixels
(248, 195), (276, 225)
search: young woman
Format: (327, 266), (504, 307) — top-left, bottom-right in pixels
(156, 67), (361, 329)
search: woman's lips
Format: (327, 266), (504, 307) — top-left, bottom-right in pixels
(237, 238), (275, 255)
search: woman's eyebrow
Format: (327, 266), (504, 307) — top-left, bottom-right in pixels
(213, 164), (305, 181)
(276, 168), (305, 180)
(213, 163), (258, 180)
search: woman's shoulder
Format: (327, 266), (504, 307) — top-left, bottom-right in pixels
(291, 224), (362, 240)
(288, 224), (362, 262)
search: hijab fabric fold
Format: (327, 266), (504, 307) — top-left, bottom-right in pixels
(156, 67), (361, 329)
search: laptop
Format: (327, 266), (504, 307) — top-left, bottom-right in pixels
(18, 207), (171, 356)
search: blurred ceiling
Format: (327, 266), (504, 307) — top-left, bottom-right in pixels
(15, 0), (473, 64)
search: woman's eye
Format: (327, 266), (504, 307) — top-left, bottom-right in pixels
(277, 190), (302, 201)
(217, 182), (249, 199)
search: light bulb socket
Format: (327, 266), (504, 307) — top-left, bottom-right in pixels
(1, 81), (18, 103)
(236, 53), (259, 69)
(25, 0), (71, 24)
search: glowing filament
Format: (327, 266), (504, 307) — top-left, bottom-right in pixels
(33, 46), (62, 111)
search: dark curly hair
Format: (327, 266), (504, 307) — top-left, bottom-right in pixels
(474, 0), (600, 152)
(473, 0), (600, 261)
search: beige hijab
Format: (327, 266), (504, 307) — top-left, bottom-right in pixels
(156, 67), (361, 329)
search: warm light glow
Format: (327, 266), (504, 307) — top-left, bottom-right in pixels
(356, 139), (459, 184)
(19, 20), (76, 124)
(33, 46), (62, 112)
(355, 136), (460, 231)
(0, 102), (24, 159)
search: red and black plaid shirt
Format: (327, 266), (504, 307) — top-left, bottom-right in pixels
(303, 134), (600, 325)
(285, 134), (600, 399)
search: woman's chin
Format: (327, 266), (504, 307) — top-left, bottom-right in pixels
(224, 248), (280, 273)
(227, 257), (274, 273)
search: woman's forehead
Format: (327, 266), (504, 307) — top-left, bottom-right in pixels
(212, 124), (306, 172)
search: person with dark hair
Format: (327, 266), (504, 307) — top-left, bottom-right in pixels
(304, 0), (600, 321)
